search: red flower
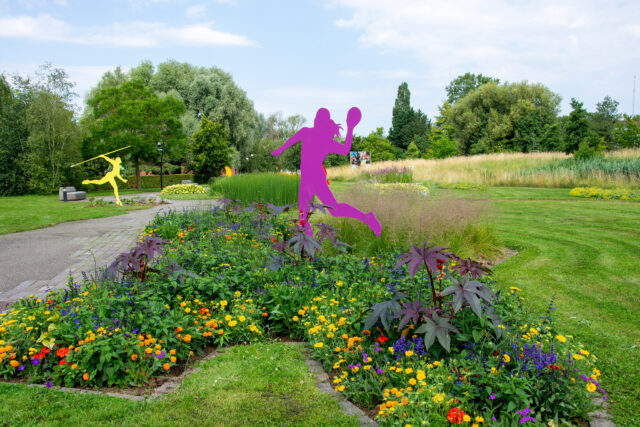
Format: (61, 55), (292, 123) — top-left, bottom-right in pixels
(199, 307), (208, 315)
(447, 407), (466, 424)
(56, 348), (70, 358)
(300, 219), (306, 227)
(47, 299), (54, 304)
(548, 364), (561, 370)
(58, 359), (67, 366)
(377, 336), (388, 344)
(362, 330), (371, 336)
(41, 348), (50, 354)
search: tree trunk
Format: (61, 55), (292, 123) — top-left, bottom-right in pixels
(135, 156), (141, 189)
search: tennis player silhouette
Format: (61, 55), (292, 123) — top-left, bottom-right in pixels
(271, 107), (381, 236)
(82, 155), (128, 206)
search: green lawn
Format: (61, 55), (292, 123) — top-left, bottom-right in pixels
(443, 186), (639, 426)
(0, 195), (151, 235)
(0, 342), (357, 427)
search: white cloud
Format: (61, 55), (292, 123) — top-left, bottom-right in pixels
(186, 4), (206, 19)
(0, 14), (257, 47)
(331, 0), (640, 113)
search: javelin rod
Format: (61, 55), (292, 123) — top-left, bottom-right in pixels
(70, 146), (131, 168)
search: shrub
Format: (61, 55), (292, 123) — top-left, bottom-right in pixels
(160, 184), (207, 196)
(210, 173), (300, 205)
(569, 186), (640, 201)
(83, 174), (195, 191)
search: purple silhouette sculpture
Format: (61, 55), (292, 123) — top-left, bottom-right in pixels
(271, 107), (381, 237)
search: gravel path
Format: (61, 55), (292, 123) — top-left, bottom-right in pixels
(0, 195), (218, 310)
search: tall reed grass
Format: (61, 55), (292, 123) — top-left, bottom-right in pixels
(318, 185), (502, 261)
(210, 173), (300, 205)
(327, 149), (640, 188)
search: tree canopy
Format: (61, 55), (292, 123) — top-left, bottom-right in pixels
(449, 81), (561, 154)
(389, 82), (430, 150)
(445, 72), (500, 104)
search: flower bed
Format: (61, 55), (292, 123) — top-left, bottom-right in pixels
(569, 186), (640, 201)
(0, 202), (603, 425)
(160, 183), (207, 196)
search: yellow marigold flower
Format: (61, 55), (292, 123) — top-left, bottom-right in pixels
(573, 354), (583, 361)
(238, 316), (246, 322)
(580, 349), (590, 357)
(475, 416), (484, 423)
(71, 364), (78, 370)
(555, 335), (567, 343)
(503, 354), (511, 363)
(228, 321), (237, 327)
(169, 349), (176, 355)
(405, 368), (413, 374)
(405, 350), (414, 357)
(314, 342), (324, 348)
(342, 334), (349, 340)
(416, 370), (426, 381)
(336, 280), (343, 287)
(586, 383), (597, 393)
(408, 378), (417, 386)
(433, 361), (440, 367)
(292, 316), (299, 322)
(335, 347), (341, 352)
(220, 300), (228, 307)
(432, 393), (445, 404)
(225, 315), (232, 322)
(463, 415), (471, 422)
(593, 368), (601, 378)
(184, 308), (191, 313)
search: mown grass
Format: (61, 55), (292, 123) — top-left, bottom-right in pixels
(0, 342), (357, 427)
(440, 186), (640, 426)
(210, 173), (300, 205)
(327, 149), (640, 188)
(0, 195), (151, 235)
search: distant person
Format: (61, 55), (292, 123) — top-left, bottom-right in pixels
(82, 155), (128, 206)
(271, 107), (381, 236)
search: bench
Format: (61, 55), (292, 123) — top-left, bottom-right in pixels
(59, 186), (86, 202)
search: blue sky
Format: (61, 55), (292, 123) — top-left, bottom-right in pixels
(1, 0), (639, 135)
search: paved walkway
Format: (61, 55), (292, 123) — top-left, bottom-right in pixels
(0, 195), (218, 310)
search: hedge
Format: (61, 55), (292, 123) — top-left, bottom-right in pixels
(83, 174), (195, 191)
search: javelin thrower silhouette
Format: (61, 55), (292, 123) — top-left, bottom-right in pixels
(271, 107), (381, 237)
(82, 155), (128, 206)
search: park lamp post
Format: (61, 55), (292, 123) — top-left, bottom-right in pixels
(157, 141), (164, 190)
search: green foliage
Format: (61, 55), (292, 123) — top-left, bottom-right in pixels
(189, 114), (231, 180)
(592, 95), (620, 144)
(86, 79), (186, 188)
(85, 174), (195, 191)
(426, 102), (459, 159)
(405, 141), (421, 159)
(210, 173), (300, 205)
(573, 139), (604, 161)
(0, 75), (29, 196)
(449, 81), (561, 154)
(564, 98), (595, 154)
(389, 83), (431, 150)
(445, 72), (500, 104)
(613, 114), (640, 148)
(354, 128), (397, 161)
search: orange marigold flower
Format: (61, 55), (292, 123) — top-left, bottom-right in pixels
(83, 373), (89, 381)
(145, 348), (153, 354)
(131, 354), (139, 361)
(9, 360), (19, 367)
(163, 363), (170, 371)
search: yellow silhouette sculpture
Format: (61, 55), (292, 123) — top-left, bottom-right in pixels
(224, 166), (232, 176)
(82, 155), (128, 206)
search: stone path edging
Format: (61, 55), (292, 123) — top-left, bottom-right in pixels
(301, 346), (378, 427)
